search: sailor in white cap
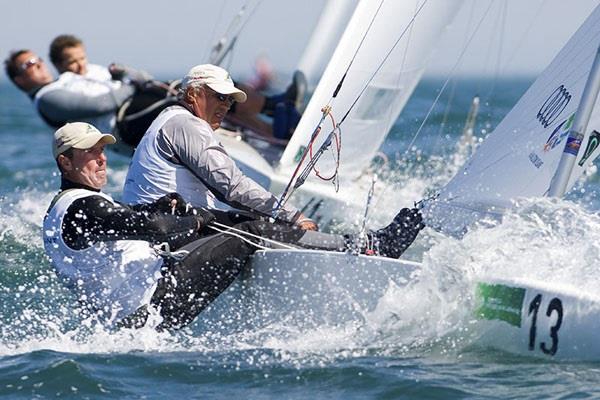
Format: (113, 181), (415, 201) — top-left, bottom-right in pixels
(122, 64), (318, 230)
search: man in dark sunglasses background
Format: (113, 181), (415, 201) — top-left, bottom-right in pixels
(4, 50), (54, 97)
(122, 63), (318, 231)
(4, 48), (140, 145)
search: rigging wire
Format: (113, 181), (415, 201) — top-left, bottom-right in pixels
(203, 1), (228, 61)
(483, 0), (508, 120)
(338, 0), (429, 126)
(365, 0), (496, 218)
(276, 0), (431, 213)
(378, 0), (419, 157)
(353, 0), (421, 232)
(499, 0), (548, 75)
(274, 0), (389, 213)
(477, 0), (501, 96)
(434, 0), (476, 143)
(208, 0), (264, 66)
(400, 0), (495, 155)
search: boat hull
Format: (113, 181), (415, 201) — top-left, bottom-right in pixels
(473, 279), (600, 360)
(195, 247), (600, 361)
(195, 249), (420, 334)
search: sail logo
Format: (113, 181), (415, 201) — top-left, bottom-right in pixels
(537, 85), (571, 128)
(578, 130), (600, 166)
(543, 113), (574, 152)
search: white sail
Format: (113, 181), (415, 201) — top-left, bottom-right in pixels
(278, 0), (463, 181)
(423, 5), (600, 236)
(296, 0), (358, 87)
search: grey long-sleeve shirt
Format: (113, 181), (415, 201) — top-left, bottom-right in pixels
(123, 105), (300, 223)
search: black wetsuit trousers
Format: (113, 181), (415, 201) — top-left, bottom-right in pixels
(120, 220), (348, 331)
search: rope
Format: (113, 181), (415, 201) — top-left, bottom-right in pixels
(274, 107), (330, 213)
(309, 109), (340, 181)
(206, 221), (298, 250)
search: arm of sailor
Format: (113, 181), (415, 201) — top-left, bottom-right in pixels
(165, 116), (301, 223)
(108, 63), (153, 84)
(61, 195), (203, 250)
(37, 84), (135, 120)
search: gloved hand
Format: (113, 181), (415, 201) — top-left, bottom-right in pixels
(394, 207), (425, 245)
(108, 63), (127, 81)
(193, 208), (216, 231)
(152, 192), (189, 215)
(372, 207), (425, 258)
(109, 62), (151, 89)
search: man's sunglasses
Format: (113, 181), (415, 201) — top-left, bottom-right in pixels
(204, 87), (235, 105)
(19, 57), (43, 72)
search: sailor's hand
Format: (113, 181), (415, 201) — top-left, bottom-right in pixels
(154, 193), (188, 215)
(397, 207), (425, 242)
(108, 63), (127, 80)
(296, 214), (319, 231)
(194, 208), (216, 231)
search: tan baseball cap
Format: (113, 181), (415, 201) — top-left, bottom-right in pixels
(181, 64), (247, 103)
(52, 122), (116, 158)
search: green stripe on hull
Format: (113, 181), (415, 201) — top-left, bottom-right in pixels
(475, 283), (526, 327)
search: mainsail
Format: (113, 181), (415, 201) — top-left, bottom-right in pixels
(278, 0), (463, 181)
(423, 4), (600, 236)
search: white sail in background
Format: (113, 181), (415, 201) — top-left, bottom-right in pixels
(296, 0), (358, 87)
(278, 0), (463, 181)
(423, 5), (600, 236)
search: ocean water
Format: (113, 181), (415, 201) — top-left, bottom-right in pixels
(2, 76), (600, 399)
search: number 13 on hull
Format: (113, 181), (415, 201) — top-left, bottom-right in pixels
(473, 280), (600, 361)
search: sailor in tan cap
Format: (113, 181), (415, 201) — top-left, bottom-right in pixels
(43, 121), (423, 331)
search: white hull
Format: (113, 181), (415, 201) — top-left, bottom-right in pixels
(195, 243), (600, 361)
(195, 249), (420, 334)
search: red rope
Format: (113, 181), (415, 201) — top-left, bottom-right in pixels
(309, 109), (341, 181)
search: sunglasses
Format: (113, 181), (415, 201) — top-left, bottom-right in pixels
(19, 56), (43, 72)
(204, 87), (235, 105)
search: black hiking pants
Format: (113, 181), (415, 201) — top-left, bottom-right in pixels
(118, 219), (348, 331)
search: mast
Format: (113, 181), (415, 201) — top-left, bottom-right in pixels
(548, 44), (600, 197)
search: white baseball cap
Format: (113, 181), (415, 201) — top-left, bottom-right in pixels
(53, 122), (116, 158)
(181, 64), (247, 103)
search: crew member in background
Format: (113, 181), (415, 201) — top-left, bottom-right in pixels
(4, 36), (304, 147)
